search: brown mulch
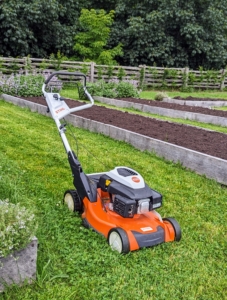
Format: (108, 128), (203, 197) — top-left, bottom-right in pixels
(20, 96), (227, 161)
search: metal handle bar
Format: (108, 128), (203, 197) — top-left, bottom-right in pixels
(44, 70), (87, 85)
(42, 71), (94, 119)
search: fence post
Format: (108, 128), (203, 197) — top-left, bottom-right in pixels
(139, 65), (146, 89)
(182, 67), (189, 89)
(219, 69), (226, 90)
(90, 62), (95, 83)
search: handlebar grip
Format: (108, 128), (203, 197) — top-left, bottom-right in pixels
(44, 71), (87, 85)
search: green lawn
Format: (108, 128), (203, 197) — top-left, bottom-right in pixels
(0, 99), (227, 299)
(61, 86), (227, 101)
(140, 89), (227, 100)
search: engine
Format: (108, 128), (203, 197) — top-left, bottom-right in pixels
(113, 195), (152, 218)
(98, 166), (162, 218)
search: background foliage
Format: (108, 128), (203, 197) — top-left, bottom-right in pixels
(110, 0), (227, 69)
(0, 0), (86, 57)
(1, 1), (227, 70)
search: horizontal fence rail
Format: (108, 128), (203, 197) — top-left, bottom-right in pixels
(0, 56), (227, 90)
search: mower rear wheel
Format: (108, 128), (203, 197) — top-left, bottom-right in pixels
(63, 190), (82, 213)
(163, 217), (181, 241)
(108, 228), (130, 254)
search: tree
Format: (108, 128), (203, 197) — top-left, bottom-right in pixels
(90, 0), (116, 11)
(108, 0), (227, 69)
(0, 0), (90, 57)
(74, 9), (123, 64)
(1, 0), (227, 69)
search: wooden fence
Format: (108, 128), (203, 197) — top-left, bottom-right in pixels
(1, 56), (227, 90)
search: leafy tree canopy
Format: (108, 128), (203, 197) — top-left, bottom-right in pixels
(1, 0), (227, 69)
(74, 9), (123, 64)
(0, 0), (90, 57)
(109, 0), (227, 69)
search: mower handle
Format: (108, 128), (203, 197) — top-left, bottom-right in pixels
(42, 70), (94, 120)
(44, 70), (87, 85)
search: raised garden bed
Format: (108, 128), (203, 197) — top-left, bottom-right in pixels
(163, 97), (227, 108)
(2, 94), (227, 185)
(94, 96), (227, 127)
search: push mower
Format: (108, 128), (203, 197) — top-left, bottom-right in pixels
(42, 71), (181, 254)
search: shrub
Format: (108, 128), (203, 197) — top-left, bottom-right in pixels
(154, 91), (168, 101)
(115, 81), (140, 98)
(87, 79), (140, 98)
(0, 199), (37, 258)
(49, 51), (68, 71)
(0, 70), (62, 97)
(87, 80), (117, 98)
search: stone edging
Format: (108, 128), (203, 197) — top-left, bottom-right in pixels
(162, 97), (227, 108)
(94, 96), (227, 127)
(2, 94), (227, 185)
(0, 237), (38, 292)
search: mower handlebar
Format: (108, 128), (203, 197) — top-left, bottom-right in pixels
(42, 70), (94, 119)
(44, 70), (87, 85)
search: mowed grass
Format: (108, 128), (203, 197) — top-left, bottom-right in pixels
(61, 86), (227, 101)
(140, 89), (227, 100)
(0, 99), (227, 299)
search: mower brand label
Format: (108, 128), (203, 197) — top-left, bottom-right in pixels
(55, 107), (65, 114)
(132, 176), (140, 183)
(141, 227), (153, 232)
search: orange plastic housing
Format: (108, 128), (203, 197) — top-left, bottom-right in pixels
(82, 189), (176, 251)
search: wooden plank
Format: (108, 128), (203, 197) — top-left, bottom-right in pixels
(1, 56), (227, 89)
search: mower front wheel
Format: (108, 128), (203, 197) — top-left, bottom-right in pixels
(63, 189), (82, 213)
(108, 228), (130, 254)
(163, 217), (181, 241)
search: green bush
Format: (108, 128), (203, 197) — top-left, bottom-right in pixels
(154, 91), (168, 101)
(87, 79), (140, 98)
(0, 73), (44, 96)
(87, 80), (117, 98)
(0, 71), (62, 97)
(115, 81), (140, 98)
(16, 74), (45, 97)
(0, 200), (37, 258)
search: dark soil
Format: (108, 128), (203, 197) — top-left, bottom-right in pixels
(173, 96), (227, 101)
(21, 96), (227, 161)
(116, 97), (227, 118)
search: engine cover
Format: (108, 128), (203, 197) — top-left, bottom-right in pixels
(98, 166), (163, 214)
(106, 166), (145, 189)
(113, 195), (136, 218)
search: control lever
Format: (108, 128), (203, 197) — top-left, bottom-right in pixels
(53, 94), (65, 101)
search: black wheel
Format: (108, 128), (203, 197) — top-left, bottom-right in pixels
(63, 190), (82, 213)
(163, 217), (181, 241)
(82, 218), (91, 229)
(108, 228), (130, 254)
